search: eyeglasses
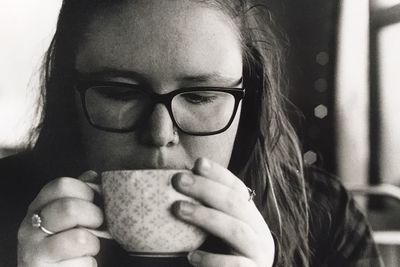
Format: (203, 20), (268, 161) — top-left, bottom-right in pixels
(76, 80), (245, 136)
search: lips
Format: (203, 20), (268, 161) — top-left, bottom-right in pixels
(148, 149), (192, 169)
(118, 150), (192, 170)
(140, 160), (191, 170)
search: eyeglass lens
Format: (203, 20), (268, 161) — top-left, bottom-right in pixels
(85, 85), (236, 133)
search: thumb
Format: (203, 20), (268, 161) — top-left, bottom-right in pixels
(78, 170), (99, 183)
(78, 170), (101, 194)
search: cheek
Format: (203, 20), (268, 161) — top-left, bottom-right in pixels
(78, 121), (141, 170)
(75, 93), (129, 166)
(182, 104), (241, 167)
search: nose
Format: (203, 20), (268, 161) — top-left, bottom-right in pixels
(140, 104), (179, 147)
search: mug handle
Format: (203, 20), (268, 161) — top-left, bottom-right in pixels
(83, 182), (113, 240)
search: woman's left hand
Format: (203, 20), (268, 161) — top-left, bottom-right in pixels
(172, 158), (276, 267)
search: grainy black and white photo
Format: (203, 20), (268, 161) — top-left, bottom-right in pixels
(1, 0), (400, 266)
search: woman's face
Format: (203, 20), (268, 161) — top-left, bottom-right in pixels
(75, 0), (243, 172)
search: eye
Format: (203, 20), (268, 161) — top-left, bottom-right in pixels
(180, 92), (218, 105)
(91, 85), (144, 101)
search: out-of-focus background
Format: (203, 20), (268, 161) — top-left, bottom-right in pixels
(1, 0), (400, 265)
(0, 0), (61, 156)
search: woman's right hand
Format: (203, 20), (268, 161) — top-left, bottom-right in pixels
(17, 171), (104, 267)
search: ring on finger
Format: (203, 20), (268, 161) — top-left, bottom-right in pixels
(31, 213), (55, 235)
(246, 187), (256, 202)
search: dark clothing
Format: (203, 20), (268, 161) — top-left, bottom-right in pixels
(0, 153), (383, 266)
(305, 168), (383, 266)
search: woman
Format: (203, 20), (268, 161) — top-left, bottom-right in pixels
(0, 0), (382, 266)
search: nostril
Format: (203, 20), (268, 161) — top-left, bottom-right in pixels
(169, 129), (180, 146)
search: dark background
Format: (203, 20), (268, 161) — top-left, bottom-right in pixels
(270, 0), (340, 174)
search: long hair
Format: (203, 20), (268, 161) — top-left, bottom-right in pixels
(30, 0), (310, 265)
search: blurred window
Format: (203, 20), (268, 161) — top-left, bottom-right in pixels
(370, 2), (400, 185)
(336, 0), (400, 186)
(336, 4), (400, 266)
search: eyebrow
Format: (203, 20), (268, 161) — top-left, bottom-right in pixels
(177, 74), (243, 87)
(76, 68), (150, 84)
(76, 68), (243, 87)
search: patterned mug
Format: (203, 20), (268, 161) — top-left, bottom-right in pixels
(93, 169), (207, 257)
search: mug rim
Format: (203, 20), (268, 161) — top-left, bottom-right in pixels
(101, 169), (189, 176)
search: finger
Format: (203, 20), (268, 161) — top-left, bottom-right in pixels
(40, 228), (100, 262)
(78, 170), (99, 183)
(39, 198), (104, 234)
(172, 173), (266, 230)
(192, 158), (249, 196)
(28, 177), (97, 214)
(57, 256), (97, 267)
(173, 201), (259, 258)
(187, 250), (256, 267)
(85, 183), (102, 194)
(79, 171), (102, 198)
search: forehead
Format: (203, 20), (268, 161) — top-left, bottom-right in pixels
(75, 0), (243, 84)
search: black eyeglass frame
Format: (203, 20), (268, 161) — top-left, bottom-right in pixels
(76, 80), (245, 136)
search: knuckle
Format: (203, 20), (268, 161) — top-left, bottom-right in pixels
(200, 208), (216, 222)
(73, 229), (100, 254)
(59, 198), (77, 218)
(55, 177), (74, 192)
(225, 190), (240, 210)
(230, 223), (248, 241)
(225, 197), (236, 212)
(72, 228), (91, 245)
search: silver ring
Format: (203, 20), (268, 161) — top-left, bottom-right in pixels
(31, 213), (55, 235)
(247, 187), (256, 202)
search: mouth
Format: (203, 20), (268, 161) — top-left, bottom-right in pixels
(142, 151), (192, 170)
(132, 162), (191, 170)
(117, 154), (192, 171)
(99, 149), (193, 171)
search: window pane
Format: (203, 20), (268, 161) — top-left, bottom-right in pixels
(372, 0), (400, 9)
(335, 0), (369, 185)
(378, 22), (400, 184)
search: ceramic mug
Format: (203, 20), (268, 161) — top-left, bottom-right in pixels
(88, 169), (207, 257)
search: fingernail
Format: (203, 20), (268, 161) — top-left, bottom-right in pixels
(179, 201), (195, 216)
(179, 174), (194, 187)
(188, 251), (202, 265)
(79, 170), (99, 182)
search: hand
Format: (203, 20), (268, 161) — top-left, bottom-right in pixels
(172, 158), (275, 267)
(17, 171), (103, 267)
